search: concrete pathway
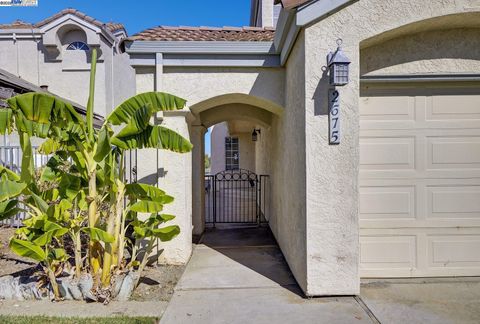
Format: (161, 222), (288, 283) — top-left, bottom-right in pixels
(361, 277), (480, 324)
(160, 226), (375, 324)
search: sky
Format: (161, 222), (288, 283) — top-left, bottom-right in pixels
(0, 0), (246, 155)
(0, 0), (252, 35)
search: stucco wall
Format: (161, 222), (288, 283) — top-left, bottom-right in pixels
(0, 27), (134, 118)
(210, 122), (228, 175)
(162, 67), (285, 109)
(361, 28), (480, 75)
(303, 0), (480, 296)
(268, 32), (308, 291)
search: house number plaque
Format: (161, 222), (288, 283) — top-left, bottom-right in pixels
(329, 89), (340, 145)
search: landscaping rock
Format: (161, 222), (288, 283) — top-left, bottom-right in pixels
(0, 275), (45, 300)
(0, 276), (16, 300)
(116, 271), (139, 301)
(78, 273), (96, 301)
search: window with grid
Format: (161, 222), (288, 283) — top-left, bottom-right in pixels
(225, 137), (239, 170)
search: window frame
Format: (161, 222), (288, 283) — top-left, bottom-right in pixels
(225, 137), (239, 171)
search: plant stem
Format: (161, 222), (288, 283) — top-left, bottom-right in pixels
(73, 231), (82, 278)
(88, 169), (100, 276)
(45, 259), (61, 301)
(134, 238), (156, 288)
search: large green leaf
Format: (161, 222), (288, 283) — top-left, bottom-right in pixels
(112, 125), (193, 152)
(94, 126), (112, 162)
(82, 227), (115, 243)
(19, 132), (33, 184)
(0, 108), (13, 135)
(114, 104), (152, 138)
(58, 173), (81, 200)
(9, 238), (46, 262)
(152, 225), (180, 242)
(129, 200), (165, 213)
(33, 227), (68, 247)
(107, 92), (187, 125)
(0, 175), (27, 203)
(7, 92), (82, 138)
(30, 192), (49, 214)
(125, 183), (165, 200)
(38, 138), (61, 155)
(0, 165), (20, 181)
(86, 48), (97, 144)
(0, 200), (22, 221)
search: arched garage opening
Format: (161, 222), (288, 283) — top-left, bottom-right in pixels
(358, 12), (480, 278)
(189, 93), (283, 237)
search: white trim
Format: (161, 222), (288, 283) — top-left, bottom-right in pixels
(296, 0), (355, 26)
(361, 74), (480, 83)
(129, 53), (281, 67)
(39, 14), (101, 34)
(125, 41), (276, 54)
(38, 14), (117, 45)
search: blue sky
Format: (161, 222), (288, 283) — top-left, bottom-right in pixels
(1, 0), (244, 154)
(0, 0), (252, 35)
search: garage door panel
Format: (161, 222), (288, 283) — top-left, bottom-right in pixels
(360, 137), (415, 170)
(360, 95), (415, 121)
(428, 136), (480, 168)
(360, 236), (417, 269)
(360, 186), (415, 220)
(428, 235), (480, 267)
(428, 94), (480, 121)
(360, 85), (480, 278)
(428, 185), (480, 220)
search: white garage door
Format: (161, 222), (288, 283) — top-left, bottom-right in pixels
(359, 84), (480, 278)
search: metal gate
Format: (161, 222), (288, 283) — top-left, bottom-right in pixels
(205, 169), (269, 226)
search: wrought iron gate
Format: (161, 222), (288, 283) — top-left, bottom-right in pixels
(205, 169), (269, 225)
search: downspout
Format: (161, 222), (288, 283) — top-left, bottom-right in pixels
(30, 27), (41, 85)
(13, 33), (19, 76)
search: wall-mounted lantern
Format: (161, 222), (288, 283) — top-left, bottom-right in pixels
(252, 128), (261, 142)
(327, 39), (351, 86)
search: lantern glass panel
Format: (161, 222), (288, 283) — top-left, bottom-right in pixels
(333, 63), (349, 85)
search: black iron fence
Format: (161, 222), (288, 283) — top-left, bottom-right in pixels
(205, 169), (269, 226)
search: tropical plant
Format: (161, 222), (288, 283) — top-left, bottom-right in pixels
(0, 48), (192, 301)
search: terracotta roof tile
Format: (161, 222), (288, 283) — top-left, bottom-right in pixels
(0, 19), (34, 29)
(35, 9), (126, 33)
(130, 26), (275, 42)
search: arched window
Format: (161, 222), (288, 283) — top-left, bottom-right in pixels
(66, 41), (89, 51)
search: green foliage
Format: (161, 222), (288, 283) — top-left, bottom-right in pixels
(1, 48), (192, 301)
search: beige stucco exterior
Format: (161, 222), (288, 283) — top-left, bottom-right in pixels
(2, 0), (480, 298)
(0, 14), (135, 117)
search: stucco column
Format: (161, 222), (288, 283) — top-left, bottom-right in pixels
(304, 31), (360, 295)
(156, 110), (193, 264)
(190, 125), (207, 236)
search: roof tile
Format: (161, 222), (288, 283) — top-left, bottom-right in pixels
(130, 26), (275, 42)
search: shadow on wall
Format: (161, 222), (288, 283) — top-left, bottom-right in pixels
(313, 67), (330, 116)
(137, 168), (168, 185)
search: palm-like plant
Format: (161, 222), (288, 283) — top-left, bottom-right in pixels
(0, 49), (192, 301)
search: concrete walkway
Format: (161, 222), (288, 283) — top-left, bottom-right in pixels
(160, 226), (375, 324)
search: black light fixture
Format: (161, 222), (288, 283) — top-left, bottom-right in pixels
(252, 128), (261, 142)
(327, 39), (351, 86)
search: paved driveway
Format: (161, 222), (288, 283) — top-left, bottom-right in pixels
(361, 277), (480, 324)
(161, 226), (480, 324)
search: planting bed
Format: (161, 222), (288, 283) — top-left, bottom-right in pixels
(0, 227), (185, 303)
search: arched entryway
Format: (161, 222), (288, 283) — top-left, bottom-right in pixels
(189, 93), (283, 236)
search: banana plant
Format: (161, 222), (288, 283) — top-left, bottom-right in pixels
(0, 47), (192, 298)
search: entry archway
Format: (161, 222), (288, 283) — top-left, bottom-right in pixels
(189, 93), (283, 236)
